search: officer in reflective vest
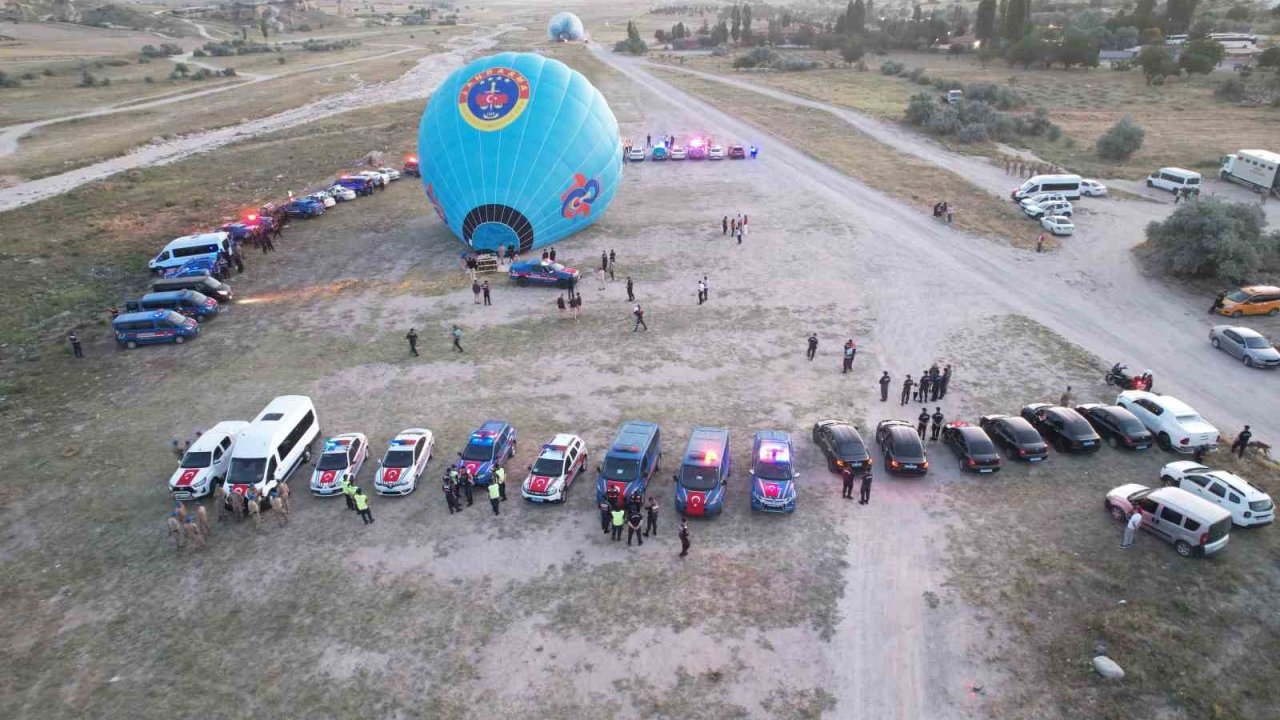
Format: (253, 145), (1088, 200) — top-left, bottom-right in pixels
(341, 476), (357, 511)
(610, 507), (626, 541)
(354, 488), (373, 525)
(488, 480), (501, 515)
(494, 466), (507, 501)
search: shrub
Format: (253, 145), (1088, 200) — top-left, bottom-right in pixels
(854, 60), (868, 72)
(905, 92), (936, 125)
(958, 122), (990, 143)
(0, 71), (19, 88)
(1047, 124), (1062, 142)
(1215, 77), (1247, 102)
(193, 48), (207, 58)
(933, 78), (963, 92)
(1110, 59), (1132, 72)
(277, 56), (287, 64)
(907, 67), (925, 81)
(42, 67), (56, 77)
(733, 47), (777, 68)
(880, 60), (905, 75)
(1095, 116), (1145, 161)
(1146, 199), (1280, 282)
(78, 70), (96, 87)
(710, 44), (729, 56)
(926, 106), (962, 135)
(144, 76), (154, 83)
(20, 71), (36, 80)
(772, 56), (820, 71)
(222, 68), (237, 77)
(98, 77), (110, 86)
(1015, 107), (1052, 136)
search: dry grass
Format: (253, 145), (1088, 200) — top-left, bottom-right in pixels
(654, 50), (1280, 181)
(648, 67), (1045, 250)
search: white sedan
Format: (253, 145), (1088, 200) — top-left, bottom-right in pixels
(328, 184), (357, 202)
(626, 147), (646, 162)
(373, 428), (435, 496)
(669, 145), (686, 160)
(1080, 179), (1108, 197)
(377, 166), (402, 181)
(310, 432), (369, 496)
(1116, 390), (1219, 453)
(708, 144), (725, 160)
(1041, 215), (1075, 236)
(308, 191), (337, 208)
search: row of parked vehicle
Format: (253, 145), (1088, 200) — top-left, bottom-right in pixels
(624, 138), (756, 162)
(112, 160), (419, 350)
(1010, 173), (1109, 237)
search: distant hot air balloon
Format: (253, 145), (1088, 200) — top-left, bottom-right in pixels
(417, 52), (621, 254)
(547, 12), (586, 42)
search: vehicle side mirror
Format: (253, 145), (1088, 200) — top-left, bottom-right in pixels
(457, 452), (462, 457)
(672, 473), (678, 483)
(596, 465), (602, 474)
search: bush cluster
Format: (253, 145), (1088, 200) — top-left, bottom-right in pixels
(1146, 199), (1280, 283)
(905, 92), (1056, 144)
(140, 43), (183, 59)
(1095, 116), (1144, 161)
(201, 39), (276, 57)
(301, 38), (361, 52)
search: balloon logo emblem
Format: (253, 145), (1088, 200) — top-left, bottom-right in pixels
(560, 174), (601, 219)
(458, 67), (530, 131)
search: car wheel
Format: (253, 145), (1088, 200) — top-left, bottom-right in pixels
(303, 447), (312, 464)
(1244, 355), (1254, 367)
(126, 340), (138, 350)
(1157, 433), (1172, 451)
(1232, 311), (1242, 319)
(1146, 179), (1154, 187)
(1107, 435), (1120, 449)
(1211, 337), (1220, 348)
(1160, 474), (1175, 487)
(1054, 437), (1066, 452)
(174, 336), (185, 344)
(515, 277), (527, 287)
(1109, 504), (1126, 522)
(1271, 308), (1278, 317)
(1174, 540), (1193, 558)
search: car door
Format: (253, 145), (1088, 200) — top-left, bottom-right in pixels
(1181, 473), (1211, 500)
(350, 437), (365, 476)
(1127, 399), (1154, 429)
(215, 436), (234, 476)
(816, 427), (833, 460)
(952, 431), (967, 459)
(1153, 506), (1184, 542)
(1223, 329), (1244, 358)
(564, 446), (579, 486)
(210, 445), (226, 481)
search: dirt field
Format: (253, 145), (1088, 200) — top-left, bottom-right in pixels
(3, 9), (1280, 720)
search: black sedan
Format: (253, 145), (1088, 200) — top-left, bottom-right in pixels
(980, 414), (1050, 462)
(940, 422), (1002, 473)
(1075, 403), (1154, 450)
(812, 420), (872, 474)
(875, 420), (928, 475)
(1020, 404), (1102, 453)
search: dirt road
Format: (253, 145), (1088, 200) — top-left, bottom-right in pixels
(599, 49), (1277, 447)
(0, 26), (511, 212)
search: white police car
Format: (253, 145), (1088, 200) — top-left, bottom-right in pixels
(327, 184), (358, 202)
(169, 421), (249, 500)
(374, 428), (434, 496)
(310, 433), (369, 496)
(521, 434), (588, 503)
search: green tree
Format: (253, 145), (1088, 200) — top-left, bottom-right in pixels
(1258, 46), (1280, 70)
(767, 18), (783, 45)
(1146, 199), (1280, 281)
(977, 42), (1001, 67)
(742, 4), (753, 43)
(259, 17), (269, 41)
(1137, 45), (1178, 83)
(1179, 38), (1224, 75)
(841, 35), (865, 64)
(1132, 0), (1155, 29)
(867, 0), (875, 25)
(975, 0), (997, 41)
(997, 0), (1008, 36)
(913, 5), (923, 22)
(905, 92), (936, 125)
(731, 5), (741, 42)
(1165, 0), (1198, 35)
(850, 0), (866, 33)
(1055, 32), (1099, 68)
(711, 20), (729, 46)
(1003, 0), (1028, 39)
(1006, 31), (1044, 67)
(1095, 116), (1145, 160)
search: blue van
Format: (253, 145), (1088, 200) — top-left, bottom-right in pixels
(674, 427), (731, 517)
(596, 421), (662, 505)
(126, 290), (219, 320)
(750, 430), (797, 513)
(112, 310), (199, 349)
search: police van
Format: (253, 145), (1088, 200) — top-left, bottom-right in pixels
(126, 289), (219, 320)
(151, 274), (233, 304)
(223, 395), (320, 500)
(148, 232), (232, 274)
(674, 427), (731, 517)
(111, 310), (199, 349)
(1011, 174), (1083, 201)
(596, 421), (662, 505)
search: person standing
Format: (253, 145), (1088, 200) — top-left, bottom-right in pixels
(722, 216), (728, 235)
(549, 246), (558, 262)
(406, 328), (419, 357)
(457, 467), (473, 506)
(626, 276), (635, 302)
(939, 365), (952, 399)
(806, 333), (819, 361)
(917, 408), (930, 440)
(697, 278), (706, 305)
(557, 294), (566, 316)
(1121, 509), (1142, 548)
(702, 276), (709, 301)
(678, 519), (691, 558)
(443, 475), (459, 514)
(633, 304), (648, 332)
(354, 487), (374, 525)
(471, 279), (482, 305)
(1209, 291), (1225, 315)
(736, 225), (743, 245)
(487, 480), (501, 515)
(599, 500), (612, 534)
(879, 371), (891, 402)
(611, 507), (626, 541)
(900, 375), (914, 406)
(607, 258), (615, 282)
(626, 510), (644, 546)
(917, 373), (931, 403)
(494, 465), (507, 501)
(571, 293), (582, 320)
(1059, 386), (1072, 407)
(1036, 233), (1045, 253)
(859, 470), (873, 505)
(601, 250), (608, 273)
(68, 331), (83, 358)
(646, 133), (651, 148)
(841, 468), (854, 499)
(451, 325), (464, 353)
(644, 497), (659, 537)
(342, 476), (357, 511)
(482, 281), (491, 306)
(609, 249), (616, 268)
(842, 340), (854, 374)
(1232, 426), (1252, 458)
(930, 372), (942, 402)
(931, 407), (944, 441)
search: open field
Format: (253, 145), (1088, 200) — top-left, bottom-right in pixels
(651, 48), (1280, 181)
(3, 10), (1280, 720)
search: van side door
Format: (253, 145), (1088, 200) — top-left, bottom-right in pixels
(1152, 505), (1184, 542)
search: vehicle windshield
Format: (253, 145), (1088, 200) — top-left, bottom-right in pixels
(1117, 416), (1147, 434)
(461, 442), (493, 462)
(602, 457), (640, 479)
(1011, 425), (1042, 444)
(1064, 418), (1094, 435)
(754, 461), (792, 481)
(1226, 290), (1249, 302)
(966, 435), (996, 455)
(838, 442), (865, 456)
(383, 449), (415, 468)
(532, 457), (564, 476)
(679, 464), (720, 490)
(1244, 337), (1271, 349)
(226, 457), (267, 485)
(180, 451), (212, 469)
(316, 452), (349, 471)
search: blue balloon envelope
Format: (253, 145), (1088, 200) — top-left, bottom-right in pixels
(547, 12), (585, 42)
(417, 52), (620, 253)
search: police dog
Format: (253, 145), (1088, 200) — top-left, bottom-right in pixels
(245, 496), (261, 529)
(195, 505), (211, 537)
(229, 491), (246, 523)
(182, 518), (206, 549)
(166, 515), (183, 550)
(213, 485), (229, 523)
(269, 495), (289, 526)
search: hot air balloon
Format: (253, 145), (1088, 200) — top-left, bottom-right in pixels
(417, 52), (621, 254)
(547, 12), (585, 42)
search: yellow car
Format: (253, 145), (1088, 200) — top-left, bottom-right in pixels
(1219, 285), (1280, 318)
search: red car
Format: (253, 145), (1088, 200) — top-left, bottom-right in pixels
(728, 144), (747, 159)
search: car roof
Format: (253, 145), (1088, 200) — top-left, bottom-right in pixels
(1149, 487), (1232, 522)
(1204, 470), (1269, 499)
(1222, 325), (1264, 338)
(540, 433), (581, 458)
(1240, 285), (1280, 294)
(879, 419), (912, 429)
(113, 310), (173, 323)
(391, 428), (431, 445)
(754, 429), (790, 444)
(189, 421), (250, 451)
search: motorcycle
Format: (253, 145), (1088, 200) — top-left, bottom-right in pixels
(1105, 363), (1154, 392)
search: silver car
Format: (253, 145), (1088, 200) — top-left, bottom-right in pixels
(1210, 325), (1280, 368)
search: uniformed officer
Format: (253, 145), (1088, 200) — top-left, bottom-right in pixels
(354, 488), (373, 525)
(879, 371), (891, 402)
(678, 519), (691, 558)
(842, 341), (854, 374)
(456, 466), (473, 506)
(644, 497), (659, 536)
(611, 507), (626, 541)
(599, 500), (612, 534)
(606, 484), (621, 510)
(406, 328), (419, 357)
(931, 407), (945, 441)
(488, 480), (501, 516)
(859, 471), (873, 505)
(939, 365), (952, 398)
(917, 374), (932, 403)
(806, 333), (819, 361)
(901, 375), (914, 405)
(917, 408), (930, 440)
(494, 466), (507, 501)
(841, 468), (854, 499)
(627, 492), (643, 514)
(442, 474), (459, 514)
(341, 476), (357, 511)
(626, 510), (644, 546)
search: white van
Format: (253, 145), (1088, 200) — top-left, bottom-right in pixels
(149, 232), (232, 274)
(1147, 167), (1201, 194)
(223, 395), (320, 498)
(1011, 174), (1083, 201)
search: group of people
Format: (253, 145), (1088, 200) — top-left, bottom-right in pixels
(1170, 186), (1200, 204)
(721, 213), (748, 244)
(598, 486), (691, 556)
(404, 325), (465, 355)
(440, 465), (507, 515)
(1003, 159), (1066, 177)
(696, 276), (711, 304)
(931, 201), (954, 224)
(888, 364), (954, 405)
